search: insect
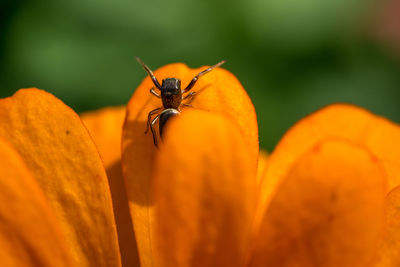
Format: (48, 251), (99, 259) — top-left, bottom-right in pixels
(136, 57), (225, 147)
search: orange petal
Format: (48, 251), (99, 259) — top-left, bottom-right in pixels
(373, 186), (400, 266)
(81, 106), (126, 167)
(81, 106), (140, 267)
(256, 150), (269, 186)
(122, 63), (258, 266)
(0, 138), (74, 266)
(249, 140), (386, 267)
(257, 104), (400, 228)
(0, 89), (121, 266)
(153, 109), (257, 267)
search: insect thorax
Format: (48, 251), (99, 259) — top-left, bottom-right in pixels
(161, 78), (182, 109)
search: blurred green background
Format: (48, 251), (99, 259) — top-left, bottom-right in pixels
(1, 0), (399, 150)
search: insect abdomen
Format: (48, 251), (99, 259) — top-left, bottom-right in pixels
(159, 109), (180, 138)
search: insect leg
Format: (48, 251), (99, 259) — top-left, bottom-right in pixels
(150, 115), (160, 147)
(150, 87), (161, 98)
(183, 91), (196, 100)
(182, 92), (196, 106)
(136, 57), (162, 89)
(182, 60), (225, 94)
(145, 107), (162, 134)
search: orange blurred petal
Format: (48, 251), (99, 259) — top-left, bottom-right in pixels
(373, 186), (400, 266)
(256, 150), (269, 186)
(122, 63), (258, 266)
(81, 106), (140, 267)
(153, 110), (257, 267)
(0, 138), (74, 266)
(257, 104), (400, 226)
(0, 89), (121, 266)
(81, 106), (126, 166)
(250, 140), (386, 267)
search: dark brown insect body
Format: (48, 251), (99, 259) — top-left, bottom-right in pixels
(136, 57), (225, 147)
(161, 78), (182, 109)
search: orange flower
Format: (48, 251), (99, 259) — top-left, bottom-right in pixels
(0, 89), (121, 266)
(0, 63), (399, 267)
